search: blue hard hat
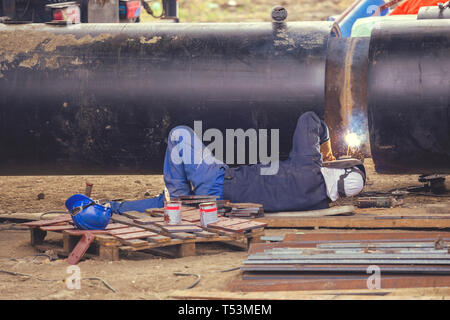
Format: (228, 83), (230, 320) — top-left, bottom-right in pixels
(65, 194), (111, 230)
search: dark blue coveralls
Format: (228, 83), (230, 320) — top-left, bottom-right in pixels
(110, 111), (330, 214)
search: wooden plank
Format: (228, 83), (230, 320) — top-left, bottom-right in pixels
(208, 218), (250, 228)
(123, 239), (150, 248)
(111, 214), (137, 225)
(40, 224), (75, 232)
(111, 214), (163, 233)
(114, 231), (159, 240)
(21, 215), (72, 227)
(147, 235), (172, 243)
(109, 227), (146, 235)
(161, 226), (203, 234)
(169, 288), (450, 300)
(283, 231), (450, 242)
(205, 227), (241, 238)
(255, 215), (450, 229)
(227, 275), (450, 292)
(64, 229), (110, 236)
(134, 217), (164, 225)
(104, 223), (129, 230)
(1, 212), (63, 222)
(171, 232), (196, 240)
(263, 206), (355, 218)
(154, 221), (198, 227)
(209, 221), (266, 233)
(122, 211), (152, 220)
(194, 231), (216, 238)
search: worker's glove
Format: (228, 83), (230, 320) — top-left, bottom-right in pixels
(320, 139), (336, 162)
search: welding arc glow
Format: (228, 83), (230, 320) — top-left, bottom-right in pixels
(345, 132), (361, 147)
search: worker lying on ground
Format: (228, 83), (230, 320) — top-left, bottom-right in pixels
(108, 111), (366, 214)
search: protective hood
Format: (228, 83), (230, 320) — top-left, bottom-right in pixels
(320, 166), (365, 201)
(322, 158), (366, 182)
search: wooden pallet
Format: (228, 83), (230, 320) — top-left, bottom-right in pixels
(22, 213), (265, 263)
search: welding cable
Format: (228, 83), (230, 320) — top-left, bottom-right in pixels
(83, 277), (117, 293)
(0, 269), (116, 293)
(4, 253), (58, 263)
(39, 211), (68, 220)
(32, 253), (58, 263)
(220, 267), (241, 272)
(173, 272), (201, 289)
(0, 269), (64, 282)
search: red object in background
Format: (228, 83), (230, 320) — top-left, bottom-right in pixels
(52, 5), (81, 23)
(53, 9), (64, 21)
(85, 181), (93, 197)
(125, 1), (141, 19)
(390, 0), (441, 14)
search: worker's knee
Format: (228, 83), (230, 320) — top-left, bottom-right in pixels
(168, 125), (195, 144)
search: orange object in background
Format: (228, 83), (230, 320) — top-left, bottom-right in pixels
(390, 0), (441, 14)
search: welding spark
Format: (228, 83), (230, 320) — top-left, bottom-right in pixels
(345, 132), (361, 148)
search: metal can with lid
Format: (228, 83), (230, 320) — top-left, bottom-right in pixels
(164, 201), (182, 225)
(199, 202), (219, 227)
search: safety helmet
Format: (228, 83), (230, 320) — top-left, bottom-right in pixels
(65, 194), (112, 230)
(322, 158), (366, 198)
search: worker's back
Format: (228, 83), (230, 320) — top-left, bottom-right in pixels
(222, 158), (329, 212)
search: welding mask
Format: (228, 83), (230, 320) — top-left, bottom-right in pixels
(322, 158), (366, 200)
(65, 194), (112, 230)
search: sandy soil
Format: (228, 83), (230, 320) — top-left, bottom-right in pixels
(0, 159), (449, 300)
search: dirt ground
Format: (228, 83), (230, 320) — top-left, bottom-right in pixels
(0, 158), (449, 300)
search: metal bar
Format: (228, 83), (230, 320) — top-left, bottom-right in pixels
(243, 259), (450, 265)
(271, 238), (450, 245)
(264, 249), (450, 255)
(240, 265), (450, 274)
(248, 253), (450, 260)
(317, 242), (448, 249)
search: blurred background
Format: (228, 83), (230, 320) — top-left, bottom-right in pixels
(139, 0), (354, 22)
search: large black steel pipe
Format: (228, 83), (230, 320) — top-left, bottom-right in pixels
(325, 36), (370, 157)
(1, 19), (449, 175)
(368, 20), (450, 173)
(0, 22), (339, 174)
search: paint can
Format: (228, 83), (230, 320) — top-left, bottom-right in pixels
(199, 202), (219, 227)
(164, 201), (182, 225)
